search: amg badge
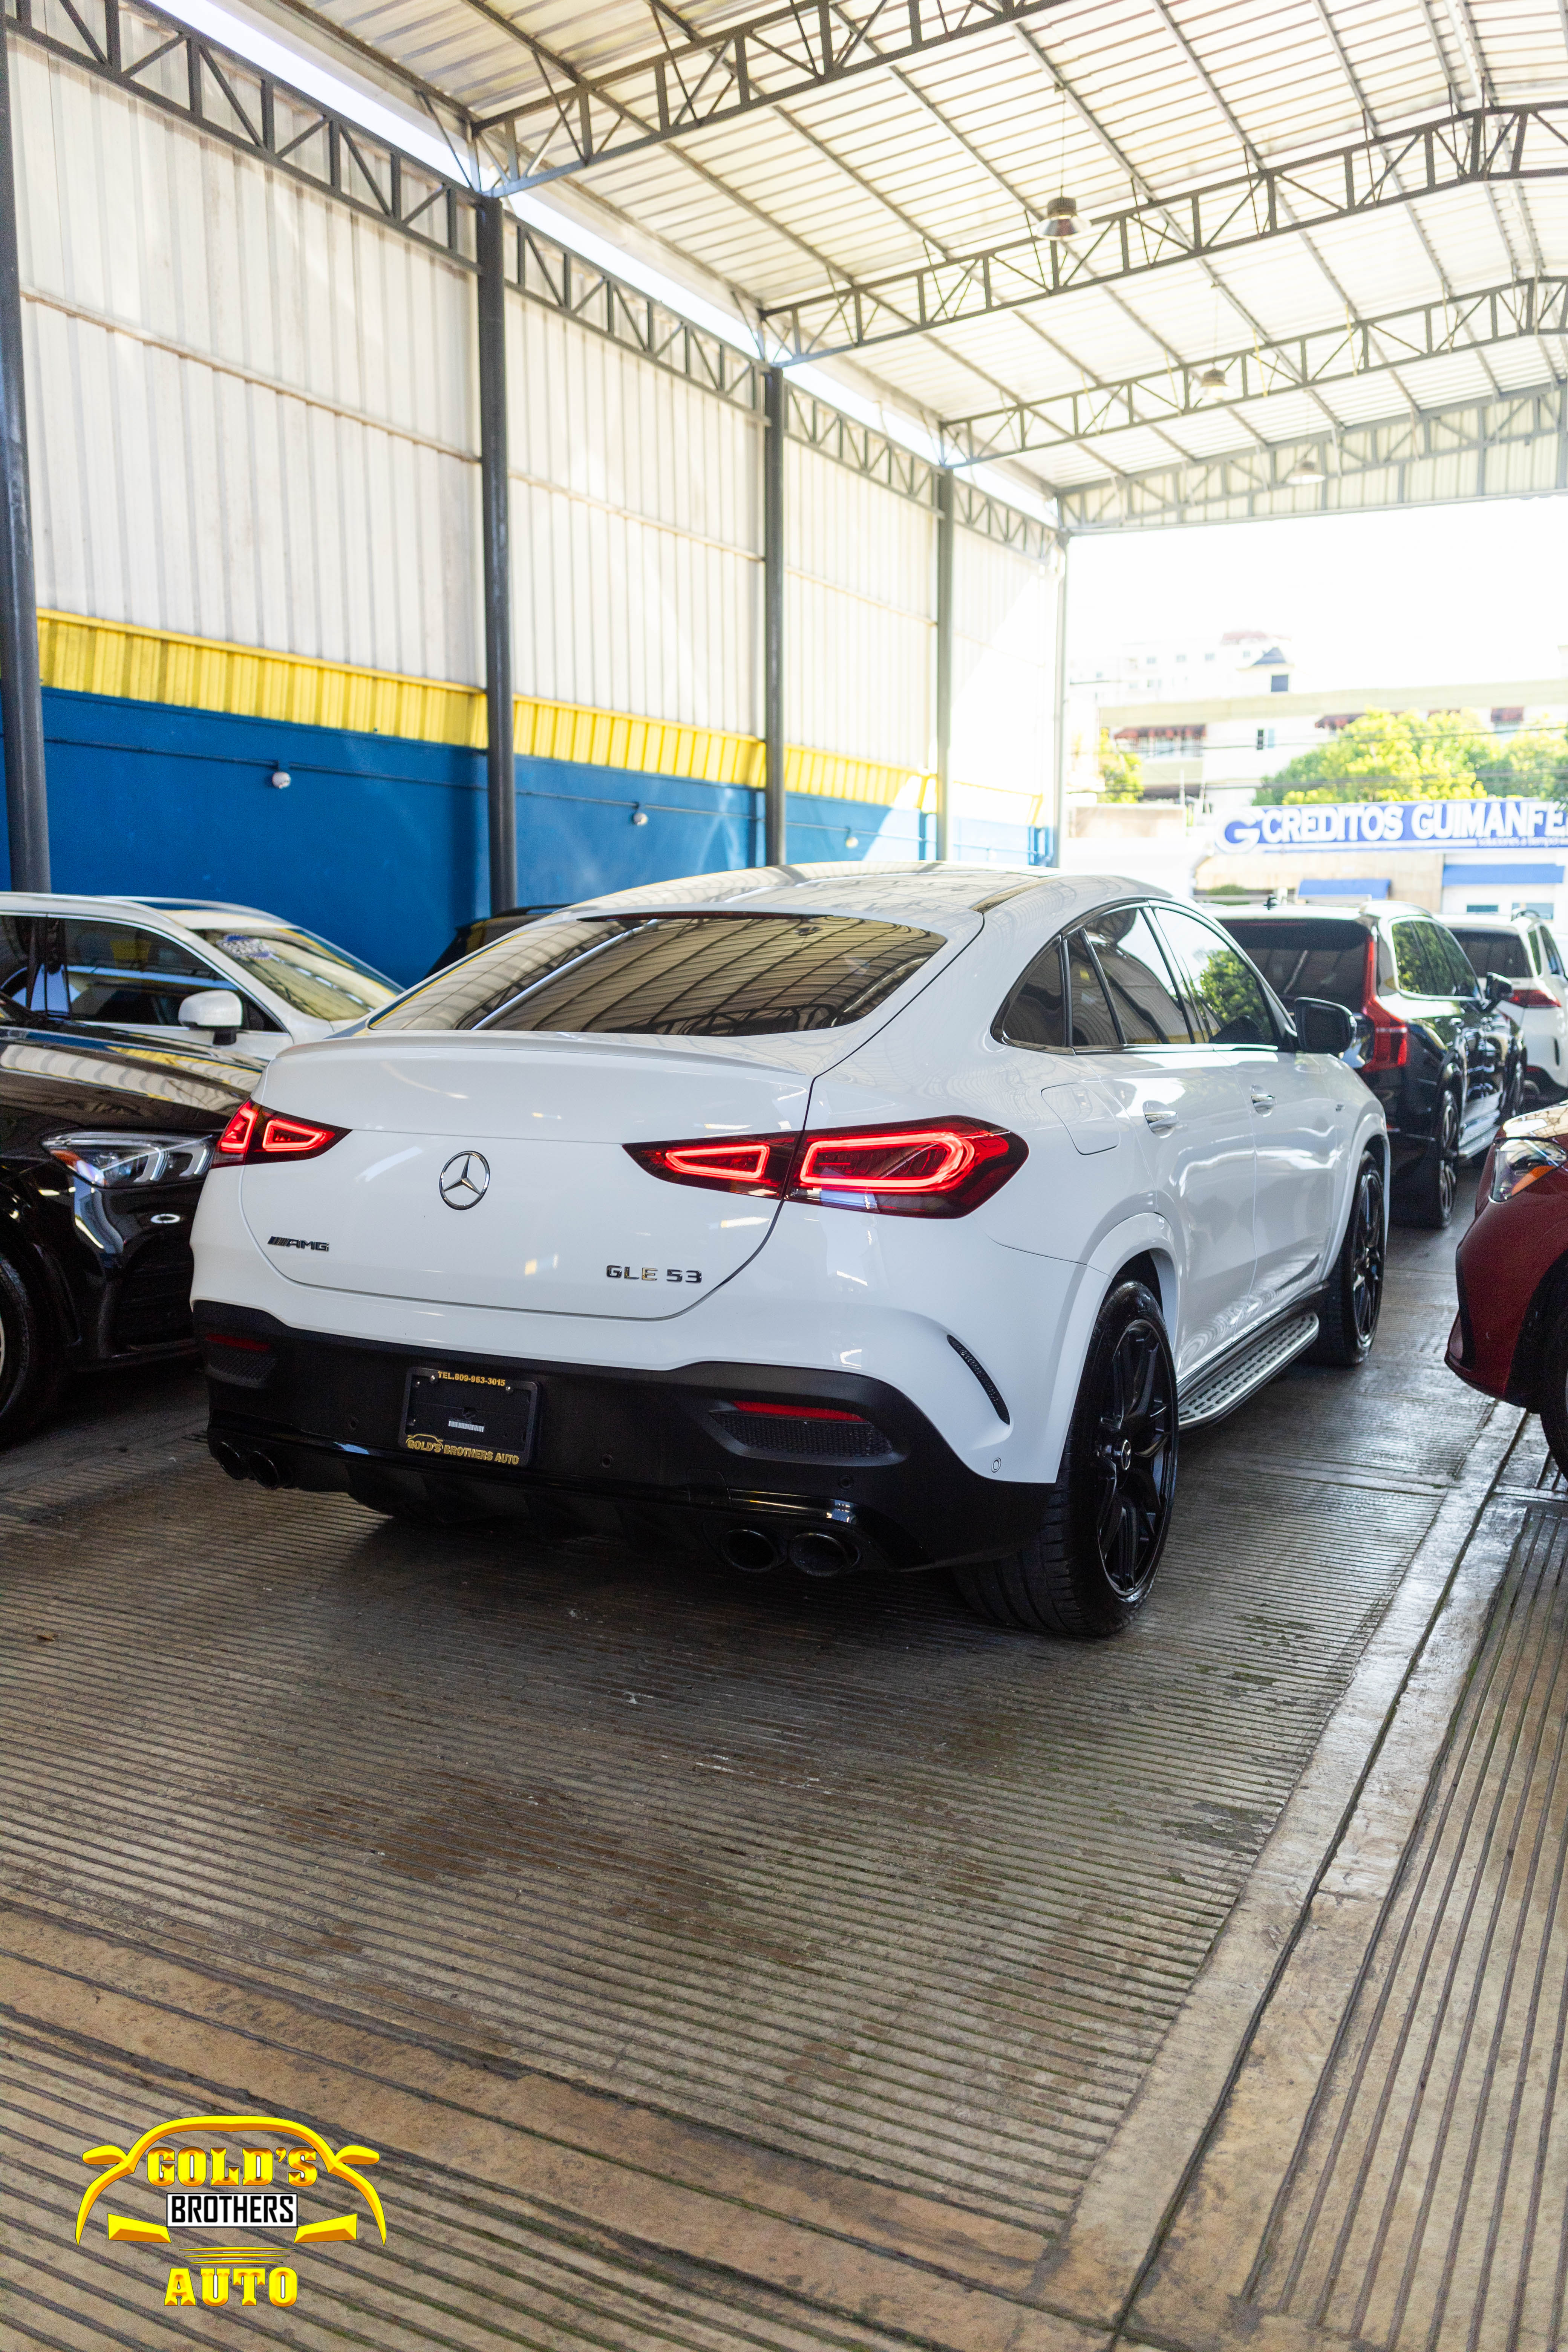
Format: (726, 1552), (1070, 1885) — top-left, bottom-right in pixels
(268, 1235), (329, 1252)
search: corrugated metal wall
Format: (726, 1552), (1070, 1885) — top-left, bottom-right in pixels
(786, 440), (933, 775)
(11, 37), (1056, 819)
(15, 39), (478, 685)
(510, 301), (759, 734)
(952, 531), (1054, 808)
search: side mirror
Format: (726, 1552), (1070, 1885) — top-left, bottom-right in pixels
(1484, 971), (1514, 1006)
(179, 988), (244, 1044)
(1293, 995), (1355, 1056)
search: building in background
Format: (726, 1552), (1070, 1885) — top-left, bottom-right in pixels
(1083, 674), (1568, 817)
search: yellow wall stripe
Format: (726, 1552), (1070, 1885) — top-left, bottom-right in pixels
(36, 608), (953, 812)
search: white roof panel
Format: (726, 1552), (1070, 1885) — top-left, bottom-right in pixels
(276, 0), (1568, 502)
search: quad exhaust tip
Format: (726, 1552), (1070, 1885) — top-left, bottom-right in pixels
(719, 1525), (862, 1576)
(208, 1435), (282, 1490)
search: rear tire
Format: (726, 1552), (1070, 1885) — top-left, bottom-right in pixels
(0, 1249), (66, 1449)
(1397, 1086), (1460, 1230)
(952, 1279), (1178, 1638)
(1537, 1302), (1568, 1485)
(1309, 1151), (1386, 1368)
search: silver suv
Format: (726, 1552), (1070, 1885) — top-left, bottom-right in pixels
(0, 895), (398, 1060)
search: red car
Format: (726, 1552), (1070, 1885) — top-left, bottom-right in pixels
(1448, 1105), (1568, 1468)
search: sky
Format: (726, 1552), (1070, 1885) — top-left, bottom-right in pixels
(1065, 495), (1568, 694)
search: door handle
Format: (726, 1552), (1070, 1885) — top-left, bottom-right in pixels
(1143, 1102), (1178, 1134)
(1250, 1089), (1276, 1112)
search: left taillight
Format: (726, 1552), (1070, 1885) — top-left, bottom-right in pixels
(627, 1117), (1025, 1218)
(213, 1101), (345, 1165)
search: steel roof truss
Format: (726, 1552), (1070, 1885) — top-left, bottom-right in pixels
(765, 103), (1568, 356)
(1061, 383), (1568, 528)
(477, 0), (1071, 191)
(944, 279), (1568, 461)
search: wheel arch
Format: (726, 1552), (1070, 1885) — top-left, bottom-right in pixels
(1503, 1247), (1568, 1409)
(1113, 1246), (1178, 1334)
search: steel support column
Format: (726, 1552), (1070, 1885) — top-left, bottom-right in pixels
(1049, 545), (1069, 869)
(0, 22), (47, 891)
(934, 470), (954, 863)
(477, 197), (515, 915)
(763, 365), (786, 867)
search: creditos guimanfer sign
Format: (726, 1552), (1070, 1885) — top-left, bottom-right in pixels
(1219, 797), (1568, 853)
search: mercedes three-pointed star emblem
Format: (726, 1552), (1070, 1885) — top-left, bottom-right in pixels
(438, 1150), (490, 1210)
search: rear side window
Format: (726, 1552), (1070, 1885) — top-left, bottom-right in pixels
(370, 913), (946, 1037)
(1220, 920), (1368, 1013)
(1545, 929), (1565, 978)
(1155, 907), (1276, 1045)
(1452, 928), (1530, 981)
(1065, 931), (1121, 1050)
(994, 938), (1067, 1050)
(1083, 908), (1189, 1044)
(1392, 920), (1449, 994)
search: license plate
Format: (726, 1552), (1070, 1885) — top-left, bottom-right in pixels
(400, 1369), (538, 1468)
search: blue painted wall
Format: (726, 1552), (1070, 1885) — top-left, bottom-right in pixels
(0, 688), (1040, 984)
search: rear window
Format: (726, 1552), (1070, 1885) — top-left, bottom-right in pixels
(1451, 928), (1531, 980)
(370, 913), (946, 1038)
(1220, 920), (1367, 1013)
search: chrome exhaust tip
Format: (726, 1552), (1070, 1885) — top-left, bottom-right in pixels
(788, 1530), (860, 1576)
(209, 1436), (248, 1481)
(721, 1526), (780, 1573)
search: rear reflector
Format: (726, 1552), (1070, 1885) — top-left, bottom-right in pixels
(628, 1117), (1025, 1218)
(710, 1401), (896, 1460)
(729, 1400), (867, 1423)
(214, 1101), (345, 1165)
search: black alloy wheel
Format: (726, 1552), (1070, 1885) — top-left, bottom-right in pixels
(1311, 1150), (1385, 1367)
(1399, 1087), (1461, 1230)
(0, 1250), (66, 1448)
(952, 1278), (1178, 1638)
(1092, 1314), (1178, 1599)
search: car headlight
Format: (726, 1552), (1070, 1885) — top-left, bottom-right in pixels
(43, 1132), (214, 1186)
(1490, 1136), (1568, 1202)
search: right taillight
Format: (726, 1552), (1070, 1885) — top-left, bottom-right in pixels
(1510, 986), (1557, 1008)
(627, 1118), (1025, 1218)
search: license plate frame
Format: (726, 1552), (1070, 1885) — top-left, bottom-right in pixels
(400, 1367), (539, 1469)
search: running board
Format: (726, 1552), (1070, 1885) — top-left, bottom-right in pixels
(1178, 1311), (1320, 1430)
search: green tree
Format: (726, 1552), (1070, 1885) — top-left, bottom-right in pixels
(1098, 727), (1143, 801)
(1254, 709), (1484, 804)
(1472, 726), (1568, 800)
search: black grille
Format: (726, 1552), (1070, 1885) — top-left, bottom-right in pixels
(112, 1262), (194, 1350)
(710, 1408), (895, 1461)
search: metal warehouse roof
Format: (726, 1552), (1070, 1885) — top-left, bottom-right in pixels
(274, 0), (1568, 522)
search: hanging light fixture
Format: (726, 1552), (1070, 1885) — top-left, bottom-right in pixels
(1044, 194), (1079, 240)
(1285, 451), (1325, 485)
(1196, 364), (1228, 395)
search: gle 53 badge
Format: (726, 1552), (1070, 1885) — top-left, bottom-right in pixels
(75, 2112), (386, 2311)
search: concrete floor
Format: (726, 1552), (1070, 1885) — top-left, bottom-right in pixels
(0, 1190), (1556, 2350)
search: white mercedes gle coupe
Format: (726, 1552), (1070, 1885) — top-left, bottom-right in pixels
(191, 866), (1389, 1637)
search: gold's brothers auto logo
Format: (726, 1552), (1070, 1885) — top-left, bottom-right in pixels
(75, 2112), (386, 2310)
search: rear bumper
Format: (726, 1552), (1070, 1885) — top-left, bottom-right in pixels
(196, 1304), (1051, 1575)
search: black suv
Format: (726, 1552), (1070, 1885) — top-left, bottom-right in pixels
(0, 1014), (254, 1444)
(1220, 901), (1524, 1228)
